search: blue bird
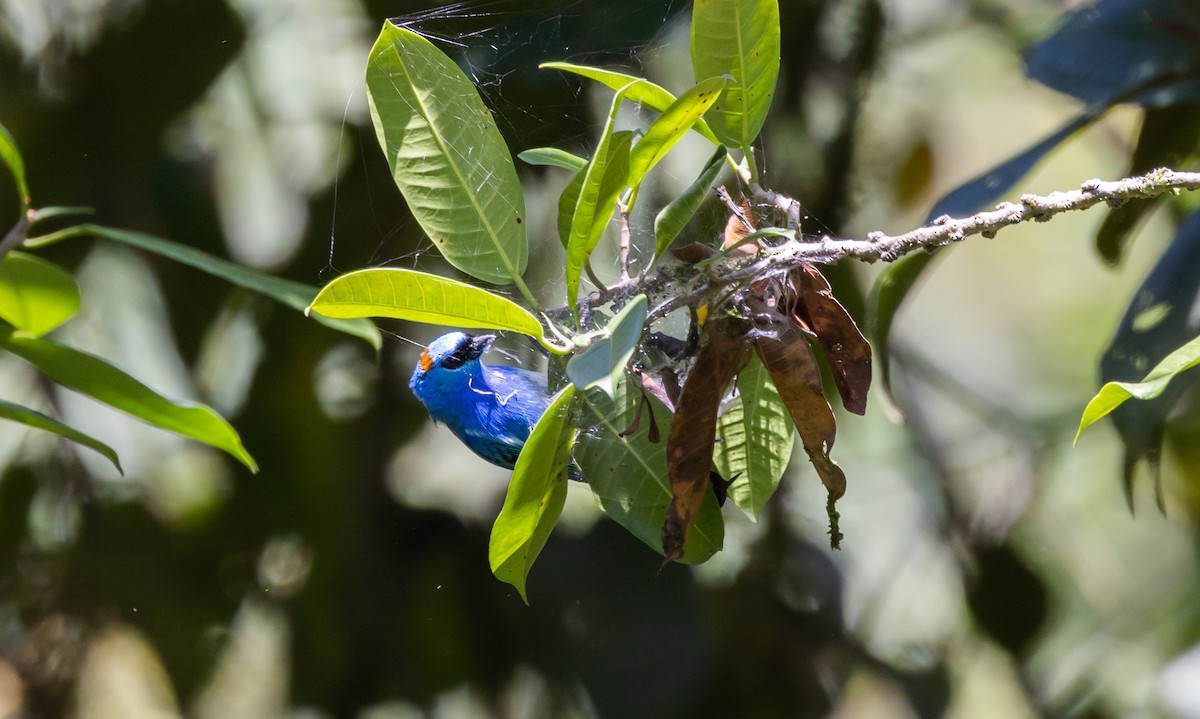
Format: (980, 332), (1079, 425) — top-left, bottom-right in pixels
(409, 331), (553, 470)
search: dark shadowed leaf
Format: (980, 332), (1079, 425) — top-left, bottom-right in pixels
(576, 377), (723, 563)
(0, 330), (256, 472)
(754, 306), (845, 546)
(792, 264), (872, 415)
(1095, 105), (1200, 264)
(0, 399), (122, 473)
(1097, 209), (1200, 502)
(654, 145), (727, 257)
(670, 242), (719, 264)
(867, 251), (935, 405)
(663, 319), (751, 561)
(556, 168), (585, 249)
(490, 386), (576, 603)
(713, 355), (793, 519)
(0, 121), (29, 206)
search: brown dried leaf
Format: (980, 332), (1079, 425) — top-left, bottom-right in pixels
(753, 304), (846, 546)
(662, 320), (751, 562)
(670, 242), (718, 264)
(792, 264), (872, 415)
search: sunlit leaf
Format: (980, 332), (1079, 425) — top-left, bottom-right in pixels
(0, 331), (256, 472)
(626, 76), (727, 207)
(26, 224), (381, 349)
(564, 91), (634, 307)
(366, 21), (528, 286)
(0, 252), (80, 337)
(690, 0), (780, 151)
(654, 145), (727, 257)
(792, 265), (871, 415)
(539, 62), (720, 144)
(576, 377), (723, 563)
(664, 320), (750, 561)
(490, 385), (576, 603)
(713, 355), (793, 519)
(0, 399), (121, 473)
(0, 121), (29, 206)
(517, 147), (587, 172)
(556, 167), (585, 249)
(308, 268), (546, 343)
(1078, 333), (1200, 442)
(566, 294), (647, 397)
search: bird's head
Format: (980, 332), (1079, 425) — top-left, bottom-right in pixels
(410, 331), (496, 389)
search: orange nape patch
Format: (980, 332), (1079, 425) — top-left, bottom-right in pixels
(419, 349), (433, 372)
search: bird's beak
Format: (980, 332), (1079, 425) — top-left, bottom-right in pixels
(465, 333), (496, 360)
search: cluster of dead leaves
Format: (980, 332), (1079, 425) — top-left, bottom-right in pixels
(658, 208), (872, 561)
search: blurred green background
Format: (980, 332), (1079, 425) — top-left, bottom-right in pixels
(0, 0), (1198, 717)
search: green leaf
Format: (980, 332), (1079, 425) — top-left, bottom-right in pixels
(0, 399), (122, 473)
(690, 0), (780, 151)
(713, 355), (793, 519)
(26, 224), (381, 349)
(366, 21), (528, 286)
(653, 145), (727, 256)
(566, 294), (647, 397)
(1078, 333), (1200, 443)
(489, 385), (576, 603)
(576, 377), (723, 563)
(308, 268), (547, 343)
(556, 168), (585, 249)
(625, 76), (727, 207)
(540, 62), (721, 144)
(564, 101), (635, 308)
(867, 251), (935, 402)
(0, 331), (256, 472)
(0, 121), (29, 206)
(518, 147), (587, 172)
(0, 251), (80, 337)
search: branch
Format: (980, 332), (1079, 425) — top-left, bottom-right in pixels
(749, 168), (1200, 267)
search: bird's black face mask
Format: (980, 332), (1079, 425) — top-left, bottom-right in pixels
(439, 333), (495, 370)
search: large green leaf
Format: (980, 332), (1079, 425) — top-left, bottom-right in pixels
(366, 22), (528, 287)
(653, 145), (727, 257)
(489, 386), (576, 603)
(0, 399), (122, 473)
(566, 295), (647, 397)
(307, 267), (546, 343)
(564, 94), (634, 307)
(690, 0), (780, 151)
(0, 252), (80, 337)
(625, 76), (727, 207)
(0, 121), (29, 206)
(540, 62), (721, 144)
(576, 378), (723, 563)
(0, 331), (257, 472)
(26, 224), (381, 349)
(713, 355), (793, 519)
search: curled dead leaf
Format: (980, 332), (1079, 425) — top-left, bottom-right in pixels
(791, 264), (872, 415)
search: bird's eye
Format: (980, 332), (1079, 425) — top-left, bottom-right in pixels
(439, 350), (468, 370)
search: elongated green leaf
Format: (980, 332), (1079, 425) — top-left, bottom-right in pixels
(714, 355), (793, 519)
(0, 331), (256, 472)
(690, 0), (780, 150)
(1078, 333), (1200, 443)
(518, 147), (587, 172)
(0, 121), (29, 206)
(556, 168), (586, 249)
(308, 268), (545, 341)
(26, 224), (381, 349)
(654, 145), (727, 256)
(540, 62), (721, 144)
(565, 101), (634, 307)
(490, 385), (576, 603)
(626, 76), (727, 206)
(366, 22), (527, 286)
(0, 252), (80, 337)
(0, 399), (121, 473)
(566, 294), (647, 397)
(576, 377), (723, 563)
